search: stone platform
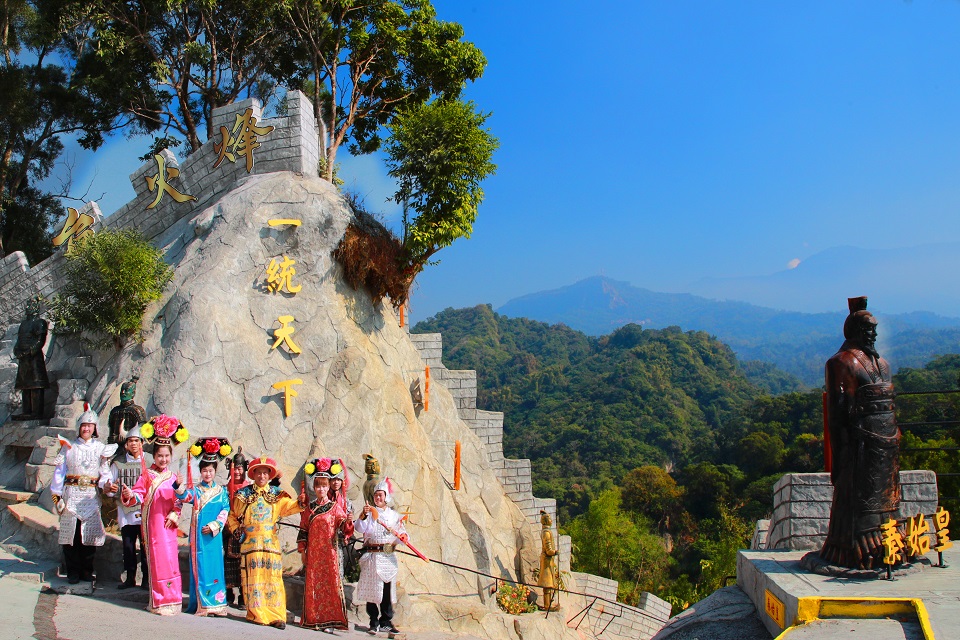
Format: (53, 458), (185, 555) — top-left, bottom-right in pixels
(738, 547), (960, 638)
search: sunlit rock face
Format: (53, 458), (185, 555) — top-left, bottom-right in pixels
(75, 170), (573, 638)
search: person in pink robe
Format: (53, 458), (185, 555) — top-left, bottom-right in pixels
(121, 415), (189, 615)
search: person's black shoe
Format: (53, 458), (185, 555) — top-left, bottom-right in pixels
(381, 623), (400, 634)
(368, 622), (379, 634)
(269, 621), (286, 630)
(68, 575), (80, 585)
(81, 572), (94, 582)
(117, 577), (136, 590)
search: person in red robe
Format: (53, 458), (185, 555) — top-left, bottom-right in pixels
(297, 457), (351, 630)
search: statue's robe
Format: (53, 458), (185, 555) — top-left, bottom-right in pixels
(820, 340), (901, 569)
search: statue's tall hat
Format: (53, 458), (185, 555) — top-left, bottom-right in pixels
(844, 296), (877, 339)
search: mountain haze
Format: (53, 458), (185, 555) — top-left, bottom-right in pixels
(496, 276), (960, 385)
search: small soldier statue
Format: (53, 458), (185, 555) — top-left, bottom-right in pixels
(107, 376), (147, 445)
(13, 297), (50, 420)
(362, 453), (381, 507)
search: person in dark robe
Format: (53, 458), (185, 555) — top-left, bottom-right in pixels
(13, 298), (49, 420)
(820, 296), (901, 569)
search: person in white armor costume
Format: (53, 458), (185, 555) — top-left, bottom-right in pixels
(354, 478), (408, 634)
(103, 425), (152, 589)
(50, 407), (118, 583)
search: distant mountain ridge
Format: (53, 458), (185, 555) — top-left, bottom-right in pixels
(496, 276), (960, 385)
(689, 242), (960, 316)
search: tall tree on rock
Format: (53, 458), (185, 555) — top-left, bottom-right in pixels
(274, 0), (486, 181)
(385, 98), (497, 274)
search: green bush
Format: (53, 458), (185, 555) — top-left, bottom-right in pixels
(49, 229), (173, 347)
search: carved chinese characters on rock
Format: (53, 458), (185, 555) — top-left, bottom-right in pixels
(145, 154), (197, 209)
(265, 256), (302, 294)
(52, 207), (95, 252)
(213, 107), (275, 172)
(262, 210), (304, 417)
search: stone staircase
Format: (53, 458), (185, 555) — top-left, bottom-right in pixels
(410, 331), (673, 639)
(410, 333), (571, 571)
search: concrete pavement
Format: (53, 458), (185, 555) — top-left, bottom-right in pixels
(0, 547), (480, 640)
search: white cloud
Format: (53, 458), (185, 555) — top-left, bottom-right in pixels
(787, 258), (801, 269)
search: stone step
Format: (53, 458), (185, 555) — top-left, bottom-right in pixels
(0, 486), (34, 503)
(6, 502), (58, 535)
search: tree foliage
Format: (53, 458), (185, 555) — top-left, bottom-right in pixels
(386, 99), (497, 271)
(273, 0), (486, 181)
(0, 0), (158, 262)
(48, 229), (172, 346)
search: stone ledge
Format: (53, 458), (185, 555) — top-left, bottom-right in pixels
(7, 502), (58, 534)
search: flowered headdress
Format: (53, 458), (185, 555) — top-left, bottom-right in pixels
(304, 457), (344, 479)
(188, 436), (232, 463)
(139, 414), (189, 449)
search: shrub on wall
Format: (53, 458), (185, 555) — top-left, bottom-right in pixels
(48, 229), (173, 347)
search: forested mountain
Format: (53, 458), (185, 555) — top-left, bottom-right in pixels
(415, 305), (798, 516)
(414, 305), (960, 609)
(495, 276), (960, 385)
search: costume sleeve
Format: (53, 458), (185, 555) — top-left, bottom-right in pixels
(50, 451), (67, 497)
(297, 507), (310, 552)
(101, 462), (120, 497)
(207, 493), (229, 537)
(97, 444), (118, 487)
(226, 494), (244, 533)
(277, 492), (303, 519)
(393, 513), (406, 543)
(354, 514), (372, 535)
(174, 485), (195, 503)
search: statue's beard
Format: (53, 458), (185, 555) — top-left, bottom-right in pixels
(862, 342), (879, 358)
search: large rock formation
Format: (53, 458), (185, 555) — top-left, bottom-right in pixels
(0, 93), (672, 639)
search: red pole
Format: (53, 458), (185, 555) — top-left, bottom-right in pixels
(425, 366), (430, 412)
(454, 441), (461, 491)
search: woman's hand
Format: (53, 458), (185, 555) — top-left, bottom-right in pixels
(201, 524), (213, 535)
(164, 513), (179, 529)
(121, 485), (133, 502)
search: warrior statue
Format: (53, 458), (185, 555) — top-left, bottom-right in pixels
(538, 510), (560, 611)
(362, 453), (381, 506)
(819, 297), (901, 570)
(13, 297), (50, 420)
(107, 376), (147, 445)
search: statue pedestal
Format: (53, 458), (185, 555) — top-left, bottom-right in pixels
(737, 547), (960, 638)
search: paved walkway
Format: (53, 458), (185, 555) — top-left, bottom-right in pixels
(0, 548), (477, 640)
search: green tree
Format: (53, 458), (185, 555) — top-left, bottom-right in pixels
(48, 229), (173, 346)
(0, 0), (156, 261)
(385, 98), (497, 280)
(85, 0), (283, 152)
(621, 465), (683, 529)
(274, 0), (487, 182)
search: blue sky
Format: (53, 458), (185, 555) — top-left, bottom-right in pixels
(53, 1), (960, 322)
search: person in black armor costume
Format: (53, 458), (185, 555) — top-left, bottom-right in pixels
(819, 297), (901, 570)
(224, 447), (249, 608)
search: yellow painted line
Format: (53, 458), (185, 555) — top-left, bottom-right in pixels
(775, 597), (935, 639)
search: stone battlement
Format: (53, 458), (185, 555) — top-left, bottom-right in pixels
(0, 91), (321, 327)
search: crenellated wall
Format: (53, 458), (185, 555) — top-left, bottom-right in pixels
(0, 91), (320, 328)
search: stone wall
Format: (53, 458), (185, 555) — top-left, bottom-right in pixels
(568, 573), (673, 640)
(0, 91), (320, 328)
(766, 471), (939, 551)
